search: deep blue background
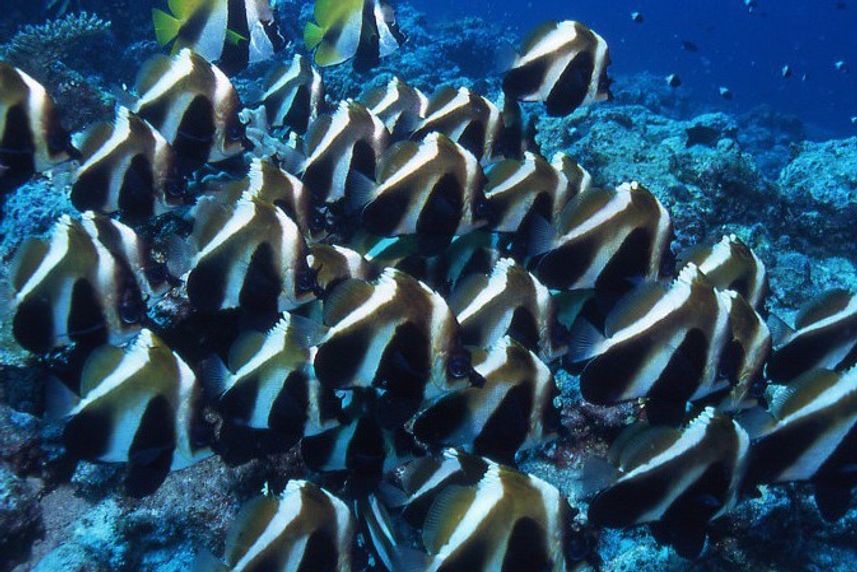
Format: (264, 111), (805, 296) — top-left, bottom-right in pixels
(413, 0), (857, 139)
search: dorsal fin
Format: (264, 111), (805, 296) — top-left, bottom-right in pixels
(675, 243), (713, 271)
(192, 197), (237, 250)
(10, 237), (49, 292)
(604, 281), (668, 337)
(519, 21), (562, 56)
(78, 121), (117, 160)
(227, 331), (268, 372)
(614, 424), (681, 473)
(223, 495), (280, 565)
(795, 289), (854, 330)
(359, 83), (388, 110)
(422, 485), (477, 554)
(425, 86), (460, 116)
(80, 345), (127, 397)
(556, 186), (615, 234)
(134, 54), (175, 97)
(377, 140), (421, 183)
(448, 272), (489, 314)
(485, 158), (523, 194)
(770, 369), (843, 420)
(323, 278), (375, 327)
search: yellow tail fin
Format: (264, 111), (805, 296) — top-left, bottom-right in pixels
(304, 22), (325, 51)
(152, 8), (182, 46)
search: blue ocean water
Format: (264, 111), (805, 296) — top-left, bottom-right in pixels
(418, 0), (857, 138)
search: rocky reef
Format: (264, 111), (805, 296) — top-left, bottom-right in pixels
(2, 2), (857, 571)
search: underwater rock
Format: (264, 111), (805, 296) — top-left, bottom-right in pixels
(777, 137), (857, 256)
(0, 465), (43, 569)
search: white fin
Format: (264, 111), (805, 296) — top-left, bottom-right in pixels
(735, 406), (777, 439)
(192, 547), (229, 572)
(45, 377), (80, 420)
(580, 455), (620, 496)
(199, 355), (231, 398)
(525, 214), (558, 258)
(166, 235), (194, 278)
(566, 318), (606, 363)
(346, 171), (377, 214)
(767, 314), (795, 348)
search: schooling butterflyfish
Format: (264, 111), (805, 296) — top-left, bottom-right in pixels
(9, 213), (160, 353)
(766, 289), (857, 383)
(503, 20), (612, 117)
(0, 63), (73, 191)
(311, 268), (482, 403)
(300, 387), (406, 478)
(483, 151), (587, 234)
(528, 181), (672, 294)
(308, 243), (377, 294)
(304, 0), (406, 71)
(677, 234), (767, 309)
(52, 329), (212, 497)
(217, 157), (323, 240)
(571, 264), (735, 424)
(408, 336), (561, 464)
(259, 53), (326, 134)
(175, 193), (318, 314)
(411, 86), (502, 162)
(356, 132), (489, 243)
(358, 76), (429, 139)
(72, 107), (185, 219)
(201, 313), (338, 439)
(199, 480), (353, 572)
(718, 289), (772, 410)
(133, 49), (245, 167)
(381, 449), (589, 572)
(450, 257), (571, 363)
(587, 408), (749, 558)
(153, 0), (284, 74)
(301, 100), (389, 215)
(740, 367), (857, 521)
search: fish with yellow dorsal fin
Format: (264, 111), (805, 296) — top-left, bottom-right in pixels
(152, 0), (284, 74)
(304, 0), (406, 71)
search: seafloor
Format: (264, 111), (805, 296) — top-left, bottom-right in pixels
(1, 2), (857, 571)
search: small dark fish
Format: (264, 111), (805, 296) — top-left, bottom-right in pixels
(835, 60), (850, 74)
(719, 86), (734, 100)
(587, 408), (749, 558)
(782, 65), (793, 79)
(199, 480), (353, 570)
(681, 40), (699, 53)
(631, 11), (644, 23)
(503, 20), (612, 117)
(666, 73), (682, 88)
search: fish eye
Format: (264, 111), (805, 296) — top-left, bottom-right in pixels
(226, 123), (245, 142)
(119, 293), (145, 325)
(164, 177), (187, 199)
(146, 261), (167, 284)
(310, 210), (327, 233)
(297, 267), (321, 296)
(448, 352), (471, 379)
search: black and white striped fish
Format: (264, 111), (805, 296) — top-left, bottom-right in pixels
(301, 100), (389, 216)
(356, 132), (489, 244)
(174, 193), (319, 314)
(483, 151), (589, 234)
(358, 76), (428, 139)
(216, 157), (324, 240)
(571, 264), (734, 423)
(304, 0), (406, 71)
(311, 268), (483, 404)
(133, 49), (245, 168)
(740, 367), (857, 521)
(9, 213), (158, 353)
(408, 336), (561, 463)
(198, 480), (353, 571)
(528, 181), (672, 293)
(677, 234), (767, 309)
(201, 313), (338, 442)
(450, 257), (575, 363)
(0, 63), (74, 192)
(50, 329), (213, 496)
(503, 20), (612, 117)
(71, 107), (186, 218)
(153, 0), (285, 75)
(381, 449), (590, 572)
(767, 289), (857, 383)
(308, 243), (377, 295)
(259, 53), (326, 134)
(587, 407), (748, 558)
(411, 86), (502, 162)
